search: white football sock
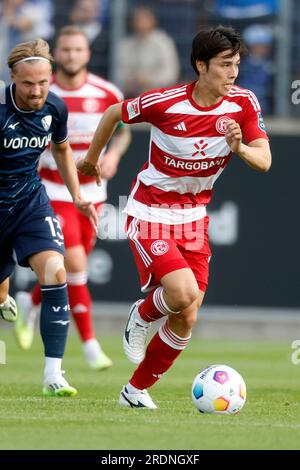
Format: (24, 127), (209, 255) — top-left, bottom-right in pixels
(44, 357), (62, 380)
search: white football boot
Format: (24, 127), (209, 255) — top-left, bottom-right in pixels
(14, 291), (38, 350)
(0, 295), (18, 322)
(123, 300), (151, 364)
(83, 338), (113, 371)
(119, 385), (157, 409)
(43, 371), (77, 397)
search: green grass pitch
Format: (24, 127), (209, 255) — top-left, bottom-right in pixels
(0, 329), (299, 450)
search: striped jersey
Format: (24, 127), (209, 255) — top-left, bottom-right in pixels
(40, 73), (123, 203)
(122, 82), (268, 225)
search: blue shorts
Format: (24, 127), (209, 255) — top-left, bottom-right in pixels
(0, 185), (65, 283)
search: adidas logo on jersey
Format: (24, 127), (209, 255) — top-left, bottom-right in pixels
(173, 122), (186, 131)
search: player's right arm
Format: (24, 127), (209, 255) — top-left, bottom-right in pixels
(77, 103), (123, 185)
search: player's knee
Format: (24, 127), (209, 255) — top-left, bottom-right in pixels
(183, 313), (198, 330)
(169, 284), (199, 311)
(44, 256), (66, 285)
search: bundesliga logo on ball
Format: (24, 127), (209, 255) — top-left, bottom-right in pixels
(192, 364), (247, 414)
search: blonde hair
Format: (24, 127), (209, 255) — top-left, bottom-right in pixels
(8, 39), (54, 70)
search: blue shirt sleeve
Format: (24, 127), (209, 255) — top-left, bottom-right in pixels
(51, 97), (68, 144)
(0, 107), (5, 132)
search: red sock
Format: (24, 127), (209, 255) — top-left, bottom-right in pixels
(67, 283), (95, 342)
(139, 286), (180, 322)
(130, 320), (191, 390)
(31, 284), (42, 306)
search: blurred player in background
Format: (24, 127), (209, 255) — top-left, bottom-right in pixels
(15, 26), (131, 370)
(0, 38), (97, 396)
(0, 279), (17, 323)
(77, 25), (272, 408)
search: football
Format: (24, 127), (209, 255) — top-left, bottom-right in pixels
(192, 364), (247, 415)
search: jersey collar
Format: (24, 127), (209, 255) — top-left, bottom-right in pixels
(187, 81), (226, 112)
(10, 84), (35, 114)
(52, 71), (88, 91)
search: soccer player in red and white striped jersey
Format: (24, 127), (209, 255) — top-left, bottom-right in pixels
(14, 26), (131, 371)
(78, 25), (272, 408)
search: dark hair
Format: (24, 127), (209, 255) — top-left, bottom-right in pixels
(190, 25), (246, 75)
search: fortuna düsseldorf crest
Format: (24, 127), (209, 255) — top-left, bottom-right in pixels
(216, 115), (231, 134)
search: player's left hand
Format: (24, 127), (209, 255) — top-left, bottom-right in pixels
(74, 197), (98, 232)
(77, 159), (101, 186)
(225, 120), (243, 153)
(100, 149), (121, 180)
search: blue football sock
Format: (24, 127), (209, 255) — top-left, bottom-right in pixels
(40, 283), (70, 358)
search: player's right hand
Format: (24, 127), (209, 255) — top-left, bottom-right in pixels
(76, 159), (101, 186)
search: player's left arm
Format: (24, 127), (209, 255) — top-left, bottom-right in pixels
(51, 140), (98, 229)
(225, 120), (272, 172)
(100, 123), (131, 180)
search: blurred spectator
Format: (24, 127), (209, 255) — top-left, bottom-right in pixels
(116, 6), (180, 98)
(69, 0), (109, 77)
(207, 0), (279, 115)
(155, 0), (201, 82)
(213, 0), (279, 19)
(0, 0), (54, 82)
(238, 24), (274, 114)
(70, 0), (102, 43)
(129, 0), (201, 81)
(99, 0), (110, 26)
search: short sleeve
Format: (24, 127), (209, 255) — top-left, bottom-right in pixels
(240, 91), (269, 144)
(52, 99), (68, 144)
(122, 96), (146, 124)
(122, 88), (166, 125)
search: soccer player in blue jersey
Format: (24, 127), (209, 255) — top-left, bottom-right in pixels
(0, 38), (98, 396)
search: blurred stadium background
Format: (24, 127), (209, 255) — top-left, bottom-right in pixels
(2, 0), (300, 339)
